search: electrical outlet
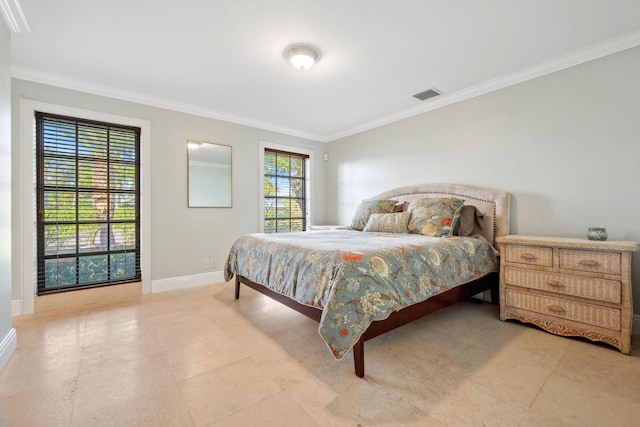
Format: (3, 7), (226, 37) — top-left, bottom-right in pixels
(202, 259), (210, 270)
(210, 259), (217, 268)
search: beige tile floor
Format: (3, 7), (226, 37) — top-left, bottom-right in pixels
(1, 281), (639, 426)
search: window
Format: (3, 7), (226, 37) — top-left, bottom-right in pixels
(263, 148), (310, 232)
(36, 112), (141, 294)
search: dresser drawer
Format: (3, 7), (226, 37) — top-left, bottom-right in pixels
(504, 268), (621, 303)
(505, 245), (553, 267)
(559, 249), (621, 275)
(505, 289), (621, 330)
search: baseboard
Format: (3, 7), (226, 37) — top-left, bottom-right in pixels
(151, 270), (226, 293)
(11, 300), (21, 317)
(0, 328), (17, 369)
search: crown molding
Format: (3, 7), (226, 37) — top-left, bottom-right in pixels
(0, 0), (30, 33)
(11, 66), (326, 142)
(12, 29), (640, 143)
(325, 29), (640, 142)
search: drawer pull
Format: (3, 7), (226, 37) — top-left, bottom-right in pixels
(547, 304), (566, 314)
(547, 280), (564, 288)
(579, 259), (600, 267)
(520, 253), (537, 260)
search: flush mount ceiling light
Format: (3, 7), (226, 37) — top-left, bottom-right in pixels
(284, 44), (320, 71)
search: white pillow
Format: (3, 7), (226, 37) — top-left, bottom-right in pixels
(363, 212), (411, 233)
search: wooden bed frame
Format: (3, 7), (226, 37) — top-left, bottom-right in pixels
(234, 183), (510, 377)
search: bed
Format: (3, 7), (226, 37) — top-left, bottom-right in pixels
(225, 183), (510, 377)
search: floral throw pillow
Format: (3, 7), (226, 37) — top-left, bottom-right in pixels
(407, 197), (465, 237)
(363, 212), (411, 233)
(348, 199), (397, 231)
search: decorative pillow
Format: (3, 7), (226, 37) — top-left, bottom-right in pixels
(392, 201), (410, 212)
(453, 205), (485, 237)
(363, 212), (411, 233)
(348, 199), (397, 231)
(407, 197), (465, 237)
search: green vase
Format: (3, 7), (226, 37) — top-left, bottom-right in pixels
(587, 227), (607, 241)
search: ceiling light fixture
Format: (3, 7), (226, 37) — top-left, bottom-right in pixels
(284, 44), (320, 71)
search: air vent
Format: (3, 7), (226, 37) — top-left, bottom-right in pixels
(413, 88), (441, 101)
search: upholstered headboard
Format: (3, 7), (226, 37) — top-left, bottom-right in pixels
(366, 183), (510, 246)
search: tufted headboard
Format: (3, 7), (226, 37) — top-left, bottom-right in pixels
(365, 183), (510, 246)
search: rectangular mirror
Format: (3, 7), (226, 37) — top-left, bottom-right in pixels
(188, 140), (232, 207)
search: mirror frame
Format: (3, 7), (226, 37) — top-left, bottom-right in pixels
(187, 139), (232, 208)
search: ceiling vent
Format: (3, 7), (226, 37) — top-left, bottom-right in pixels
(413, 88), (441, 101)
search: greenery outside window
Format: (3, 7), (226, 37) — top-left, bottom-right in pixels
(263, 148), (309, 233)
(36, 112), (141, 294)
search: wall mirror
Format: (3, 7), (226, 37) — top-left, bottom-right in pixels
(188, 140), (232, 207)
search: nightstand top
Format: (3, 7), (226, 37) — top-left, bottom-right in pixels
(495, 235), (640, 252)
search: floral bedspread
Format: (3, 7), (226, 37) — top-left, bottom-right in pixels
(224, 230), (497, 359)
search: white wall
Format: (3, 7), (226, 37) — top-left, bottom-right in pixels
(0, 21), (16, 367)
(11, 80), (327, 303)
(326, 46), (640, 311)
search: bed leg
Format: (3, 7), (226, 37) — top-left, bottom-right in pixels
(490, 287), (498, 305)
(235, 276), (240, 299)
(353, 339), (365, 378)
(490, 278), (499, 305)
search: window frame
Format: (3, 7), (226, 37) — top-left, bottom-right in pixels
(20, 100), (152, 314)
(258, 141), (313, 233)
(35, 112), (141, 294)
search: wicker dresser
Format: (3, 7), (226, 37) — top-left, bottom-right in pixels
(496, 235), (639, 354)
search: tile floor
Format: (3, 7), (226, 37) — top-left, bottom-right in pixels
(1, 281), (639, 426)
